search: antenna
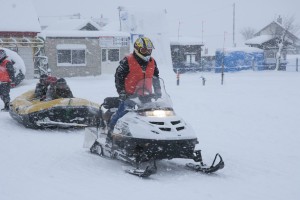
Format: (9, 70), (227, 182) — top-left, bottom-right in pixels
(233, 3), (236, 47)
(178, 21), (181, 41)
(202, 20), (204, 44)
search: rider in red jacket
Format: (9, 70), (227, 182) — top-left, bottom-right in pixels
(107, 37), (161, 142)
(0, 49), (15, 111)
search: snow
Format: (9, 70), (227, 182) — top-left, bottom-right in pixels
(170, 36), (203, 45)
(0, 47), (26, 75)
(1, 71), (300, 200)
(217, 46), (264, 53)
(56, 44), (87, 50)
(245, 35), (273, 45)
(41, 30), (130, 38)
(45, 19), (101, 31)
(1, 0), (41, 32)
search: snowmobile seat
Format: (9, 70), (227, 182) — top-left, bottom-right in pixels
(102, 97), (120, 109)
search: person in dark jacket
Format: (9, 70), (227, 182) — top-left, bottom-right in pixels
(46, 78), (73, 100)
(107, 37), (161, 141)
(34, 74), (49, 101)
(0, 49), (15, 111)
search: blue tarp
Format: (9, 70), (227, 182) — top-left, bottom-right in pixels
(215, 48), (265, 73)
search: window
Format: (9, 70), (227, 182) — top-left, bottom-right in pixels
(57, 44), (86, 66)
(186, 54), (196, 63)
(108, 49), (119, 61)
(102, 48), (120, 62)
(99, 36), (129, 47)
(102, 49), (106, 62)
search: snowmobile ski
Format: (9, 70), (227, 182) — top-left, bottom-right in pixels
(186, 153), (224, 174)
(125, 165), (157, 178)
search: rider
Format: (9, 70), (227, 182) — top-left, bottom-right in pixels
(107, 36), (161, 142)
(46, 78), (73, 100)
(0, 49), (15, 111)
(34, 74), (49, 100)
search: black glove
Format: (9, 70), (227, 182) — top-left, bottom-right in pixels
(154, 88), (162, 98)
(119, 90), (127, 101)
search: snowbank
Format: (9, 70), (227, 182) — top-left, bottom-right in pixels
(1, 47), (26, 75)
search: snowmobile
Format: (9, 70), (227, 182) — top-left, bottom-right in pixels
(83, 78), (224, 177)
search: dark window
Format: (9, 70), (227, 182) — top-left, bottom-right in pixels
(72, 50), (85, 64)
(108, 49), (119, 62)
(58, 50), (71, 63)
(102, 49), (120, 62)
(102, 49), (106, 62)
(57, 49), (86, 65)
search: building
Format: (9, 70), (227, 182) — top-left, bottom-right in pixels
(170, 37), (204, 73)
(245, 16), (300, 70)
(0, 0), (42, 79)
(42, 30), (130, 77)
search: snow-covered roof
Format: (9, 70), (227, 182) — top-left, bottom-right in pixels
(245, 35), (273, 45)
(57, 44), (87, 50)
(41, 30), (130, 38)
(0, 0), (41, 32)
(45, 19), (101, 31)
(216, 46), (264, 53)
(170, 37), (204, 45)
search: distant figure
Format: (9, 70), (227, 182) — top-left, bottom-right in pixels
(0, 49), (15, 111)
(34, 74), (58, 101)
(34, 74), (49, 101)
(46, 78), (73, 100)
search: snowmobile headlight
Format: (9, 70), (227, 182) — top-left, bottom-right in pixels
(143, 110), (175, 117)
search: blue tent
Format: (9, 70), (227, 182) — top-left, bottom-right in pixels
(215, 47), (265, 73)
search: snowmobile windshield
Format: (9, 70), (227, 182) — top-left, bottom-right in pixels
(125, 77), (173, 111)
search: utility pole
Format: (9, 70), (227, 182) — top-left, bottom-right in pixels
(178, 21), (181, 41)
(202, 20), (204, 44)
(221, 32), (226, 85)
(233, 3), (236, 47)
(117, 6), (124, 31)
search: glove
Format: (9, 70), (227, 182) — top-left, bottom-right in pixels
(119, 90), (127, 101)
(11, 82), (16, 88)
(154, 88), (162, 98)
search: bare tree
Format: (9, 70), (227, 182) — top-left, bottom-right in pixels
(240, 27), (256, 41)
(273, 15), (300, 70)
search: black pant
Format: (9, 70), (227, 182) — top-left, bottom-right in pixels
(0, 82), (11, 104)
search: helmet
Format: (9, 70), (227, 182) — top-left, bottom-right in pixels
(47, 76), (57, 85)
(56, 78), (67, 89)
(39, 74), (48, 84)
(0, 49), (7, 61)
(134, 37), (154, 62)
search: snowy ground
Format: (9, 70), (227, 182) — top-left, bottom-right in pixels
(1, 70), (299, 200)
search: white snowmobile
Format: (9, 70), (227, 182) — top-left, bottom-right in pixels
(83, 78), (224, 177)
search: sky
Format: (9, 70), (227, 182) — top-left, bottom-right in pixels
(32, 0), (300, 54)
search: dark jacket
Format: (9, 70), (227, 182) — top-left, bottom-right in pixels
(34, 83), (48, 100)
(46, 85), (73, 100)
(114, 52), (159, 95)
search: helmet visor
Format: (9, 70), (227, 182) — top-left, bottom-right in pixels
(140, 47), (152, 55)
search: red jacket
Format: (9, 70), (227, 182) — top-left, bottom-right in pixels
(125, 54), (155, 95)
(0, 60), (11, 82)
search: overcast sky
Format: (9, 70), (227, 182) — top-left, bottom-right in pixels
(32, 0), (300, 53)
